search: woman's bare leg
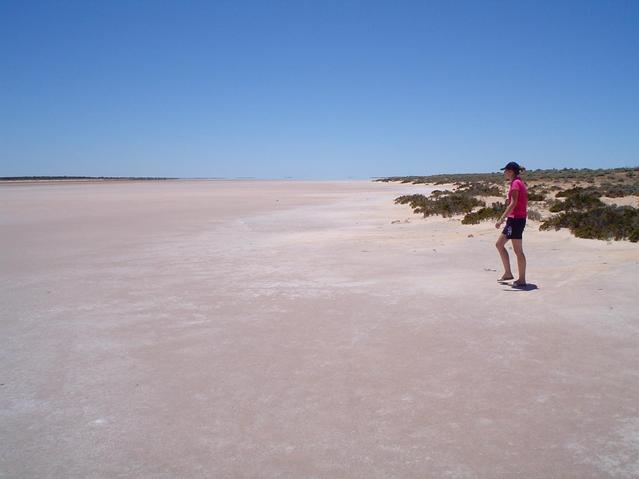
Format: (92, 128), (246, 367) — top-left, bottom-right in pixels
(511, 239), (526, 284)
(495, 234), (513, 280)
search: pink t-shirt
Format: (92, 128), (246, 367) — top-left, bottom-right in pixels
(507, 178), (528, 218)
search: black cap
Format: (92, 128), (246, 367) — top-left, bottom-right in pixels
(500, 161), (521, 172)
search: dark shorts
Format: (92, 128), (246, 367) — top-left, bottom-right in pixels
(502, 217), (526, 239)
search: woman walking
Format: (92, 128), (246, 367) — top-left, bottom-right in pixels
(495, 162), (528, 287)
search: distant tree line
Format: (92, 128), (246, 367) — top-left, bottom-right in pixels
(374, 167), (638, 185)
(0, 176), (178, 181)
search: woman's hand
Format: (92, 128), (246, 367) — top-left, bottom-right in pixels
(495, 219), (504, 229)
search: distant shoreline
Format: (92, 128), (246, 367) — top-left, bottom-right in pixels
(0, 176), (178, 182)
(0, 176), (373, 184)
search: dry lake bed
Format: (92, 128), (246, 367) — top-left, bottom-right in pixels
(2, 179), (638, 478)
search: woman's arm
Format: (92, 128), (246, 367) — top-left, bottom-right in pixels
(495, 189), (519, 227)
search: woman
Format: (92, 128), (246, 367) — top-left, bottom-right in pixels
(495, 162), (528, 287)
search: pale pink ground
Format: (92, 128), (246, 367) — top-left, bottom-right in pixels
(1, 180), (638, 478)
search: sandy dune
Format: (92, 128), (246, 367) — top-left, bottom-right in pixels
(1, 180), (638, 478)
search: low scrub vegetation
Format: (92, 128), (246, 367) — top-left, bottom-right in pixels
(540, 206), (639, 242)
(456, 182), (503, 197)
(461, 202), (505, 224)
(460, 203), (544, 224)
(527, 189), (546, 201)
(388, 168), (639, 242)
(395, 193), (484, 218)
(430, 189), (453, 198)
(598, 182), (639, 197)
(375, 167), (638, 186)
(555, 186), (601, 198)
(541, 187), (639, 241)
(550, 188), (605, 212)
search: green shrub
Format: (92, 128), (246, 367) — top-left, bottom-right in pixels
(540, 205), (639, 242)
(555, 186), (602, 198)
(395, 192), (485, 218)
(550, 188), (605, 212)
(527, 189), (546, 201)
(461, 202), (506, 224)
(599, 182), (639, 197)
(431, 189), (453, 198)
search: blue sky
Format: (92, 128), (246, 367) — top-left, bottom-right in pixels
(1, 0), (637, 179)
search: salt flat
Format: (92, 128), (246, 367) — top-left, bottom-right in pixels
(1, 180), (638, 478)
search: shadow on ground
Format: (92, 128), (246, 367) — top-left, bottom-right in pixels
(501, 283), (539, 292)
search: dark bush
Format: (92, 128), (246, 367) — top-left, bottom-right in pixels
(431, 189), (453, 198)
(555, 186), (602, 198)
(461, 202), (506, 224)
(540, 205), (639, 242)
(550, 190), (605, 212)
(598, 182), (639, 197)
(527, 189), (546, 201)
(395, 192), (485, 218)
